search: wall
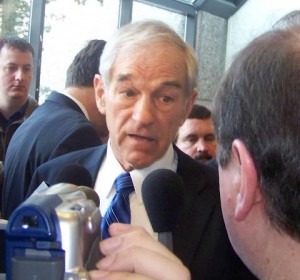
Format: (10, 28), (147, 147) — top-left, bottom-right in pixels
(226, 0), (300, 65)
(188, 0), (300, 108)
(195, 11), (227, 109)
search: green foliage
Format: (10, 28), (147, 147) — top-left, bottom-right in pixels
(39, 86), (52, 101)
(0, 0), (104, 38)
(0, 0), (30, 38)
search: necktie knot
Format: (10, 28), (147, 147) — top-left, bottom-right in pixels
(115, 172), (134, 193)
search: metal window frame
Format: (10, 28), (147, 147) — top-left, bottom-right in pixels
(28, 0), (46, 100)
(119, 0), (197, 47)
(28, 0), (204, 101)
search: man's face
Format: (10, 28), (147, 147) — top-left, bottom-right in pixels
(96, 42), (195, 170)
(0, 46), (33, 100)
(176, 118), (216, 163)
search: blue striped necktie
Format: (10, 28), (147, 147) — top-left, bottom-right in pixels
(101, 172), (135, 239)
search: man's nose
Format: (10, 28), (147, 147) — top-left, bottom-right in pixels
(132, 96), (155, 126)
(196, 139), (207, 152)
(14, 68), (24, 81)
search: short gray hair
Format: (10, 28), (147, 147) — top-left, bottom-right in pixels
(99, 20), (198, 95)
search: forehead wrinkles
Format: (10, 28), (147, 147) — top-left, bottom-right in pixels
(113, 44), (187, 88)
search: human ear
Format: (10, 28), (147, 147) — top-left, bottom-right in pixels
(94, 74), (106, 114)
(231, 139), (261, 221)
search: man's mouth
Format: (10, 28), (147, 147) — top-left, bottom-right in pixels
(128, 134), (155, 142)
(194, 152), (212, 162)
(11, 85), (25, 90)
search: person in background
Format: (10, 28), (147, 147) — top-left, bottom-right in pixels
(26, 20), (255, 279)
(88, 23), (300, 280)
(272, 9), (300, 29)
(212, 22), (300, 280)
(2, 39), (108, 219)
(175, 104), (216, 163)
(0, 37), (38, 214)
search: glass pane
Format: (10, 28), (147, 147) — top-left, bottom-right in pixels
(132, 1), (186, 39)
(0, 0), (31, 39)
(40, 0), (120, 103)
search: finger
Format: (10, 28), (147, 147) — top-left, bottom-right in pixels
(100, 224), (152, 255)
(101, 224), (180, 263)
(89, 270), (154, 280)
(97, 246), (190, 280)
(108, 223), (135, 236)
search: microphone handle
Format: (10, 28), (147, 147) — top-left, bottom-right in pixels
(158, 232), (173, 252)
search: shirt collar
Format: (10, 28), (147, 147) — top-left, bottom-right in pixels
(62, 91), (90, 120)
(131, 144), (177, 204)
(99, 140), (177, 204)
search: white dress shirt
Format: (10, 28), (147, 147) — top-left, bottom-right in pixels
(94, 140), (178, 238)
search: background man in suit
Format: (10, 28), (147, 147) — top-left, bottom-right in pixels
(175, 104), (217, 163)
(0, 37), (38, 214)
(0, 37), (38, 164)
(0, 36), (38, 273)
(25, 20), (255, 279)
(88, 24), (300, 280)
(2, 39), (108, 219)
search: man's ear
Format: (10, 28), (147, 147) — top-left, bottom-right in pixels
(179, 90), (197, 126)
(231, 139), (261, 221)
(94, 74), (106, 114)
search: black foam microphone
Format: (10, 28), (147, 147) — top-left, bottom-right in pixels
(52, 163), (100, 207)
(142, 169), (184, 251)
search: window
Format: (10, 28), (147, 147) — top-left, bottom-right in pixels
(0, 0), (196, 102)
(39, 0), (120, 103)
(0, 0), (31, 39)
(132, 1), (186, 39)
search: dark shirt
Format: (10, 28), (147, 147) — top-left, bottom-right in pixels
(0, 97), (38, 162)
(0, 96), (38, 217)
(0, 100), (29, 131)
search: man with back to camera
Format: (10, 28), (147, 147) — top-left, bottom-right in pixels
(88, 22), (300, 280)
(272, 9), (300, 29)
(2, 39), (108, 219)
(0, 37), (38, 212)
(175, 104), (217, 163)
(26, 20), (256, 279)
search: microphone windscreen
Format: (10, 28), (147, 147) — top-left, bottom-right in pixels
(54, 163), (93, 188)
(142, 169), (184, 233)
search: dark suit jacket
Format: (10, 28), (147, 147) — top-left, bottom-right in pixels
(24, 144), (257, 280)
(2, 91), (102, 219)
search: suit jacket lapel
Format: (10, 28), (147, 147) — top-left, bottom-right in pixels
(85, 144), (218, 268)
(73, 145), (107, 187)
(173, 146), (217, 267)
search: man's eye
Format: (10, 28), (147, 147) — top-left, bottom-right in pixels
(204, 135), (216, 141)
(125, 91), (134, 97)
(23, 66), (32, 73)
(4, 66), (17, 73)
(120, 90), (135, 98)
(160, 95), (173, 103)
(185, 137), (197, 144)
